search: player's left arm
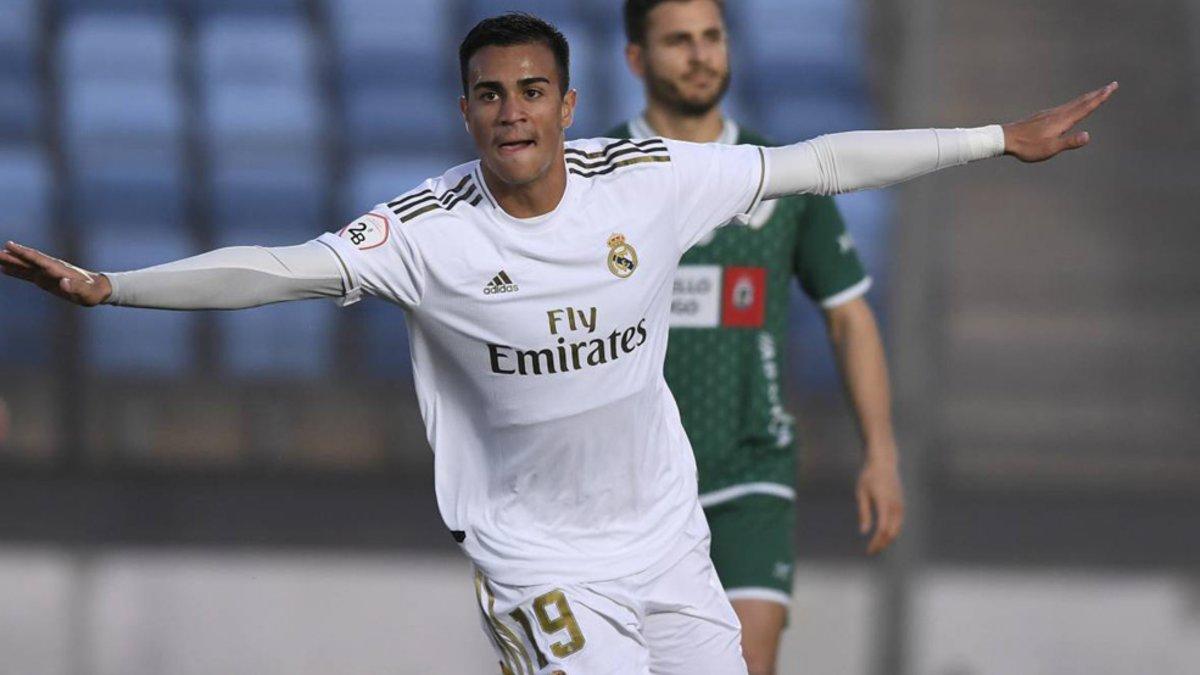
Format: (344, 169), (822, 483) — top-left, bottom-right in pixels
(824, 298), (904, 556)
(763, 82), (1117, 199)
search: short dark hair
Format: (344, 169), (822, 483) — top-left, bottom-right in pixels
(459, 12), (570, 96)
(623, 0), (726, 44)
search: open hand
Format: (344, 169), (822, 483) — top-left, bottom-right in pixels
(1002, 81), (1118, 162)
(856, 456), (905, 555)
(0, 241), (111, 306)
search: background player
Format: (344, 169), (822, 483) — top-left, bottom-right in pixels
(1, 11), (1114, 673)
(611, 1), (903, 671)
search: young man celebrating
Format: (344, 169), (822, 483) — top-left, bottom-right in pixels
(610, 1), (902, 670)
(1, 12), (1113, 674)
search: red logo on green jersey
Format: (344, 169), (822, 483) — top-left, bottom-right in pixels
(721, 267), (766, 328)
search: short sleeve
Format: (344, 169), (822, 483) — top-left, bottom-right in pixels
(316, 206), (425, 308)
(664, 139), (767, 250)
(792, 195), (871, 308)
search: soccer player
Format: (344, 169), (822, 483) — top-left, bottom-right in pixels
(0, 12), (1113, 674)
(609, 1), (902, 670)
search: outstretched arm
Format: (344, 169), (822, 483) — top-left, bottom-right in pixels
(763, 82), (1117, 198)
(0, 239), (345, 310)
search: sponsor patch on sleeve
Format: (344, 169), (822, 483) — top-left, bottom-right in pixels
(338, 212), (389, 250)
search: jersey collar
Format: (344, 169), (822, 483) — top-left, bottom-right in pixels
(629, 113), (739, 145)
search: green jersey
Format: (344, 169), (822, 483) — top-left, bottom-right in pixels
(609, 118), (870, 502)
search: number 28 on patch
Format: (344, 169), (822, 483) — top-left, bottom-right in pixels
(339, 212), (389, 250)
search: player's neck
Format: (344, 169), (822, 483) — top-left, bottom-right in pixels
(643, 104), (725, 143)
(481, 154), (569, 219)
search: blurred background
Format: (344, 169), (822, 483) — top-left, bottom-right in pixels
(0, 0), (1196, 673)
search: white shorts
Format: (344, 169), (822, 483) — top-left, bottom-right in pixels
(473, 538), (747, 675)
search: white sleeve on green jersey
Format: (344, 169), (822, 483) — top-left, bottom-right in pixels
(764, 125), (1005, 198)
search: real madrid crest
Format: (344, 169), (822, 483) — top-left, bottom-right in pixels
(606, 233), (638, 279)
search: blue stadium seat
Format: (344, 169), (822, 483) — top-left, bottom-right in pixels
(0, 79), (39, 141)
(59, 14), (179, 84)
(197, 16), (313, 87)
(62, 81), (186, 229)
(210, 163), (326, 237)
(328, 0), (444, 73)
(212, 230), (334, 378)
(198, 16), (324, 169)
(0, 0), (37, 78)
(80, 230), (196, 375)
(203, 83), (323, 170)
(59, 13), (186, 231)
(341, 155), (456, 222)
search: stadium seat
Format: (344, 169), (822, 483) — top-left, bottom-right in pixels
(198, 15), (324, 170)
(328, 0), (445, 93)
(59, 11), (187, 231)
(59, 14), (178, 85)
(197, 16), (313, 88)
(62, 81), (186, 230)
(203, 83), (323, 166)
(80, 230), (197, 375)
(0, 79), (39, 141)
(0, 0), (37, 80)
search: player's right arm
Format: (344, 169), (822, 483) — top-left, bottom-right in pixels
(0, 204), (421, 310)
(0, 239), (345, 309)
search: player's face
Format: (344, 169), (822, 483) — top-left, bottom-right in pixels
(628, 0), (731, 116)
(460, 43), (576, 187)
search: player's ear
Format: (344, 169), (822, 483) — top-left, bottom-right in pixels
(626, 42), (645, 80)
(459, 96), (470, 133)
(560, 89), (577, 130)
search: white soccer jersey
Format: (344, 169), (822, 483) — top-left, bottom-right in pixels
(317, 137), (766, 585)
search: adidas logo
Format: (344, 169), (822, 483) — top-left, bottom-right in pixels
(483, 270), (519, 295)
